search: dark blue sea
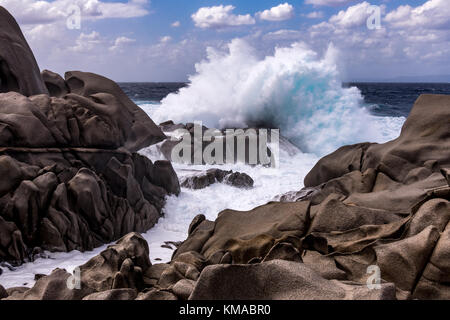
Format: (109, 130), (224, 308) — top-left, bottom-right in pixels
(119, 82), (450, 118)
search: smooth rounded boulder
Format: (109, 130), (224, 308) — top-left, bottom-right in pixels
(0, 6), (48, 96)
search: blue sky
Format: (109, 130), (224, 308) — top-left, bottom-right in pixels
(1, 0), (449, 81)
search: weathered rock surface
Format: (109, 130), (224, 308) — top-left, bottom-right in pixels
(154, 121), (281, 167)
(3, 233), (151, 300)
(64, 71), (166, 152)
(0, 284), (7, 299)
(190, 260), (396, 300)
(180, 169), (254, 190)
(172, 94), (450, 300)
(0, 6), (179, 265)
(0, 7), (48, 96)
(1, 5), (449, 301)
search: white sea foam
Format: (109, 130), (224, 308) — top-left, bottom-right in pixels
(153, 39), (388, 156)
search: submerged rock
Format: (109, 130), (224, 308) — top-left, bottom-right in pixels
(180, 169), (254, 190)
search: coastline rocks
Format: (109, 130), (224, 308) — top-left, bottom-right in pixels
(0, 6), (179, 265)
(64, 71), (166, 152)
(3, 268), (93, 300)
(189, 260), (396, 300)
(79, 233), (151, 292)
(3, 233), (152, 300)
(180, 169), (254, 190)
(0, 284), (7, 299)
(0, 80), (165, 151)
(82, 288), (138, 301)
(155, 122), (280, 167)
(0, 7), (48, 96)
(173, 201), (310, 264)
(0, 150), (179, 264)
(170, 94), (450, 300)
(41, 70), (69, 98)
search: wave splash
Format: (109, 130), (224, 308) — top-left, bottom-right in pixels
(154, 39), (382, 156)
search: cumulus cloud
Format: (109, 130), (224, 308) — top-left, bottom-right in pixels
(303, 0), (450, 80)
(191, 5), (255, 29)
(171, 21), (180, 27)
(257, 3), (294, 21)
(69, 31), (103, 53)
(328, 1), (380, 28)
(385, 0), (450, 29)
(0, 0), (150, 25)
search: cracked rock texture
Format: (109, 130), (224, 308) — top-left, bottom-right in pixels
(0, 6), (179, 265)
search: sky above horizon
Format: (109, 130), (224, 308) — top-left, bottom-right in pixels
(1, 0), (449, 82)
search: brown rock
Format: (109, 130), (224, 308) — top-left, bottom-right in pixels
(79, 233), (151, 292)
(172, 279), (196, 300)
(82, 288), (137, 300)
(136, 289), (178, 300)
(0, 6), (48, 96)
(41, 70), (69, 98)
(0, 284), (7, 299)
(189, 260), (396, 300)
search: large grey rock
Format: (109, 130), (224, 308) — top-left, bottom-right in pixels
(4, 233), (150, 300)
(0, 6), (48, 96)
(3, 268), (94, 300)
(82, 288), (137, 300)
(0, 284), (7, 299)
(0, 12), (179, 263)
(79, 233), (151, 293)
(189, 260), (397, 300)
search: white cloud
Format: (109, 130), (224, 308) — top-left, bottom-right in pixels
(257, 3), (294, 21)
(160, 36), (172, 43)
(306, 11), (325, 19)
(303, 0), (450, 80)
(171, 21), (180, 27)
(263, 29), (302, 40)
(69, 31), (102, 53)
(0, 0), (150, 25)
(329, 1), (377, 28)
(305, 0), (355, 6)
(191, 5), (255, 29)
(110, 36), (136, 51)
(385, 0), (450, 29)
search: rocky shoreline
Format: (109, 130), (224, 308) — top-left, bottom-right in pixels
(0, 6), (179, 266)
(1, 6), (449, 300)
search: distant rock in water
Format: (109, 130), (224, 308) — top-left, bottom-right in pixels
(180, 169), (254, 190)
(0, 7), (48, 96)
(151, 121), (286, 167)
(0, 6), (179, 266)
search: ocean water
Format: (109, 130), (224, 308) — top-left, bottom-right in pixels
(1, 42), (449, 288)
